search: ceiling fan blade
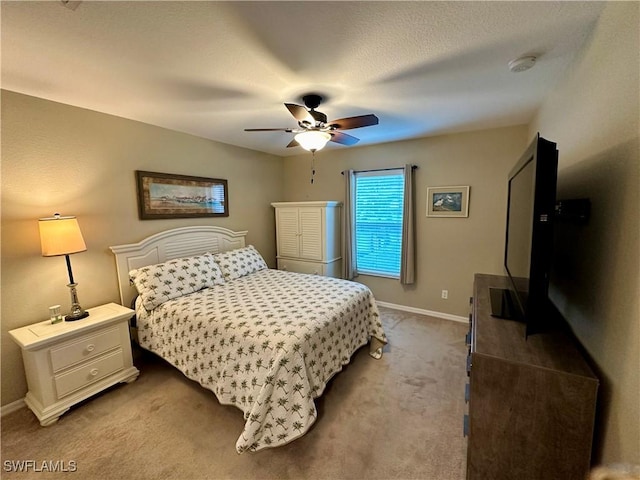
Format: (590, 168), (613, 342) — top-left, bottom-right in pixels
(286, 139), (300, 148)
(285, 103), (313, 122)
(328, 114), (379, 130)
(330, 131), (360, 146)
(244, 128), (293, 132)
(309, 110), (327, 124)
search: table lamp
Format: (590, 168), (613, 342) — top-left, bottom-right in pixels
(38, 213), (90, 321)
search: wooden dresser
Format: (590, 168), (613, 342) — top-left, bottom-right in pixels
(465, 274), (598, 480)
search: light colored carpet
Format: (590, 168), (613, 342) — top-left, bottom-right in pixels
(1, 307), (468, 480)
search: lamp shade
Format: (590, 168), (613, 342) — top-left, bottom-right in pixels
(295, 131), (331, 152)
(38, 214), (87, 257)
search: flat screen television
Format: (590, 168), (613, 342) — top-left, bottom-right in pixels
(490, 133), (558, 336)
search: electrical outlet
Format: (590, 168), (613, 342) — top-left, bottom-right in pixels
(441, 289), (448, 299)
(61, 0), (82, 10)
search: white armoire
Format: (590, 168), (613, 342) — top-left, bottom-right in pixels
(271, 201), (342, 278)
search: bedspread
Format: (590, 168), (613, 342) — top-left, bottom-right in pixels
(136, 269), (387, 452)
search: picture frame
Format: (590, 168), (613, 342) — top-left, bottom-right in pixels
(426, 186), (470, 217)
(136, 170), (229, 219)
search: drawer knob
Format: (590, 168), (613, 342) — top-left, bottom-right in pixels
(86, 344), (95, 352)
(89, 368), (99, 377)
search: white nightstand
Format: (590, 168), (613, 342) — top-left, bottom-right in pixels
(9, 302), (140, 426)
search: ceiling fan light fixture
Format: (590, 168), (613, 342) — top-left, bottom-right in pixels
(295, 131), (331, 152)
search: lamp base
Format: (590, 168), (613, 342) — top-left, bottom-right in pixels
(65, 310), (90, 322)
(65, 282), (89, 321)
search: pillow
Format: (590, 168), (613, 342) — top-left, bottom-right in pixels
(129, 252), (224, 310)
(213, 245), (267, 281)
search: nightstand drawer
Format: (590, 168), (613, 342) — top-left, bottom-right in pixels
(54, 349), (125, 398)
(50, 327), (121, 372)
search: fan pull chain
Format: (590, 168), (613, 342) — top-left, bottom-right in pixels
(310, 152), (316, 184)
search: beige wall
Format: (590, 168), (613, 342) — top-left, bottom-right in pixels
(282, 126), (530, 317)
(529, 2), (639, 466)
(1, 90), (283, 405)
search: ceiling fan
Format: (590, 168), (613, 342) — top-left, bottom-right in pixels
(244, 94), (379, 152)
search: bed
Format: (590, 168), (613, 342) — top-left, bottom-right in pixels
(110, 226), (387, 453)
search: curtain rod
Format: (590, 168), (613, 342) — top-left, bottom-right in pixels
(341, 165), (418, 175)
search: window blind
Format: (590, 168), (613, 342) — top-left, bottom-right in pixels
(354, 169), (404, 277)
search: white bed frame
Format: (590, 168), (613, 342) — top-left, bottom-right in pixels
(110, 226), (248, 308)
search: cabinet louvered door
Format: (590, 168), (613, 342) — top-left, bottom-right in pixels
(299, 208), (323, 260)
(271, 201), (342, 278)
(276, 209), (300, 258)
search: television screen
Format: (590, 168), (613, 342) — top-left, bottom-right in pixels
(491, 133), (558, 336)
(505, 153), (535, 313)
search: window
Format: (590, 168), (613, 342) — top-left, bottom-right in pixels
(353, 169), (404, 278)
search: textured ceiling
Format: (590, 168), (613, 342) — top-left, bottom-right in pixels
(1, 1), (605, 156)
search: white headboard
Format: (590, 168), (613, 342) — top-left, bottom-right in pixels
(110, 226), (248, 308)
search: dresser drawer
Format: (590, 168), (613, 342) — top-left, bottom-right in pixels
(278, 258), (326, 275)
(54, 349), (125, 398)
(50, 327), (121, 372)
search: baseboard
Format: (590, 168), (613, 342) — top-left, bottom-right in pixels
(1, 398), (26, 417)
(376, 301), (468, 323)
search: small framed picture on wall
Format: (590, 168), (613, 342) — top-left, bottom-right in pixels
(426, 186), (470, 217)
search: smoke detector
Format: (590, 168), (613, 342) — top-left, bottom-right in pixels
(508, 56), (537, 73)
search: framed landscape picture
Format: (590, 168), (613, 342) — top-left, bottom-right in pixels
(426, 186), (470, 217)
(136, 170), (229, 219)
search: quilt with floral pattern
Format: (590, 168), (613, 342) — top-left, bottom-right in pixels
(135, 268), (387, 453)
